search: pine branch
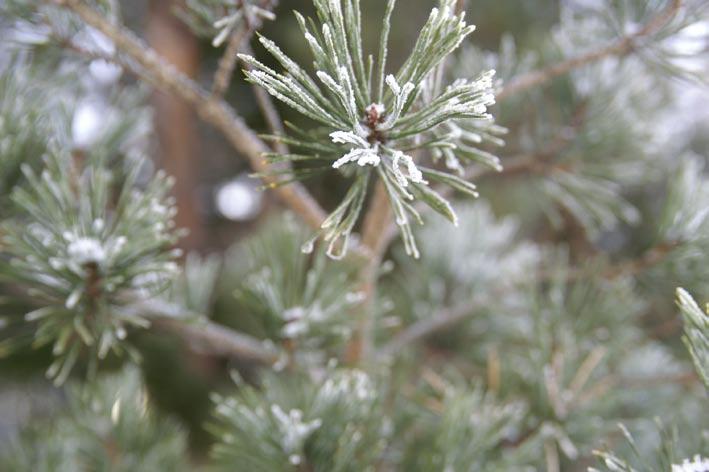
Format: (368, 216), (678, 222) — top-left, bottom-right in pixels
(151, 316), (279, 364)
(376, 299), (484, 359)
(378, 241), (680, 358)
(51, 0), (327, 231)
(497, 0), (683, 101)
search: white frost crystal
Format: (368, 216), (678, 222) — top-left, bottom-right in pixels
(330, 130), (381, 169)
(72, 101), (104, 149)
(382, 75), (415, 128)
(391, 150), (426, 187)
(672, 456), (709, 472)
(319, 369), (375, 402)
(67, 237), (106, 265)
(270, 404), (321, 462)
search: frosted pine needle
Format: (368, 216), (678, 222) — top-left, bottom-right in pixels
(242, 0), (503, 259)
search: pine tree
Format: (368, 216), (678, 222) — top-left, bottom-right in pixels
(0, 0), (707, 470)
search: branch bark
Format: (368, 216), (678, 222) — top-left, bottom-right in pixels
(54, 0), (326, 231)
(211, 0), (279, 98)
(346, 180), (393, 364)
(151, 317), (279, 364)
(130, 299), (280, 364)
(498, 0), (682, 101)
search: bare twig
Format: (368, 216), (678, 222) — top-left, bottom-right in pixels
(212, 24), (252, 98)
(212, 0), (279, 98)
(592, 240), (679, 279)
(53, 0), (326, 231)
(498, 0), (682, 101)
(468, 100), (588, 182)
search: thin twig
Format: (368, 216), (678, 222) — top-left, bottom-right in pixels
(377, 241), (679, 358)
(498, 0), (683, 101)
(53, 0), (326, 231)
(211, 0), (278, 98)
(212, 24), (252, 98)
(468, 100), (588, 182)
(376, 300), (484, 359)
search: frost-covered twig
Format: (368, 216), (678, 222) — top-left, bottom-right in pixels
(212, 21), (252, 98)
(150, 315), (280, 364)
(133, 298), (279, 364)
(498, 0), (683, 100)
(52, 0), (327, 231)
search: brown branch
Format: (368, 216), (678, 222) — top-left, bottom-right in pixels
(129, 299), (279, 364)
(212, 23), (252, 98)
(346, 180), (393, 364)
(211, 0), (278, 98)
(546, 240), (680, 284)
(498, 0), (683, 101)
(53, 0), (326, 231)
(151, 317), (279, 364)
(467, 100), (589, 183)
(361, 180), (394, 258)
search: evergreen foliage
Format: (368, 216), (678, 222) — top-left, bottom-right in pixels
(0, 150), (181, 384)
(0, 0), (707, 470)
(241, 0), (500, 258)
(0, 367), (189, 471)
(222, 216), (362, 360)
(677, 288), (709, 389)
(209, 368), (383, 471)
